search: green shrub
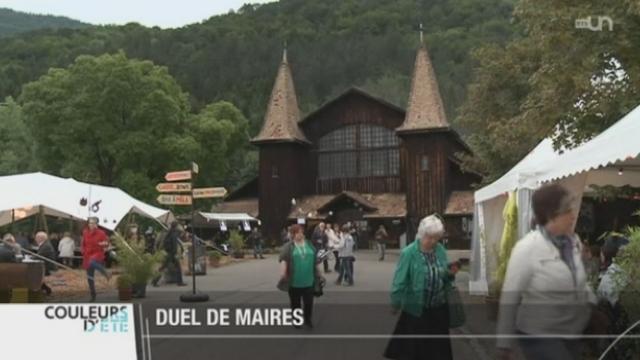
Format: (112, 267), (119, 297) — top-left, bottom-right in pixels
(114, 233), (164, 285)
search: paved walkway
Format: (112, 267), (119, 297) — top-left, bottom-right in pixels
(122, 249), (498, 360)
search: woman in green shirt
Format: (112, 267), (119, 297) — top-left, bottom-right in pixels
(279, 224), (321, 328)
(384, 215), (456, 360)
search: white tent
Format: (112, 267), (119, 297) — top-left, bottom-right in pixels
(198, 213), (257, 222)
(0, 172), (174, 231)
(470, 104), (640, 295)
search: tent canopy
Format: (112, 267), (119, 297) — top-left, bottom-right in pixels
(474, 138), (562, 204)
(0, 172), (174, 231)
(470, 103), (640, 295)
(198, 212), (257, 222)
(538, 105), (640, 184)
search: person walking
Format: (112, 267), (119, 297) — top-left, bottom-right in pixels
(384, 215), (455, 360)
(152, 221), (187, 287)
(336, 224), (355, 286)
(497, 184), (595, 360)
(35, 231), (56, 295)
(144, 227), (156, 254)
(58, 232), (76, 267)
(312, 223), (330, 273)
(248, 228), (265, 259)
(327, 223), (342, 272)
(279, 224), (321, 329)
(82, 218), (111, 301)
(375, 225), (389, 261)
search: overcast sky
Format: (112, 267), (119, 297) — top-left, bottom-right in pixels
(0, 0), (276, 28)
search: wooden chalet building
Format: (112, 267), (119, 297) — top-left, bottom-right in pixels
(214, 41), (481, 249)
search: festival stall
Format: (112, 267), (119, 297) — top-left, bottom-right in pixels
(470, 104), (640, 295)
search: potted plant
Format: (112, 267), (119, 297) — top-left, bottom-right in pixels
(208, 250), (222, 268)
(114, 233), (164, 299)
(617, 222), (640, 323)
(229, 231), (245, 259)
(117, 275), (133, 301)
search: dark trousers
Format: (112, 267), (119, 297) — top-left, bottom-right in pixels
(153, 253), (183, 285)
(333, 251), (340, 271)
(86, 259), (108, 299)
(288, 286), (314, 325)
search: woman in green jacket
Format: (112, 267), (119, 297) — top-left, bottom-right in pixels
(279, 224), (322, 329)
(384, 215), (455, 360)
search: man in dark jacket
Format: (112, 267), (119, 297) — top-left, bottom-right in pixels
(311, 223), (330, 273)
(35, 231), (56, 295)
(0, 234), (17, 263)
(152, 222), (187, 287)
(248, 228), (264, 259)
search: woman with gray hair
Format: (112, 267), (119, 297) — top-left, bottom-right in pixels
(384, 214), (456, 360)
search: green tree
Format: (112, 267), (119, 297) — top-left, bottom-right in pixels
(459, 0), (640, 182)
(19, 52), (250, 202)
(20, 51), (190, 188)
(0, 97), (36, 174)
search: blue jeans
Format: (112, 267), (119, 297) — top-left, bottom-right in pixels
(253, 244), (263, 258)
(86, 259), (108, 299)
(337, 257), (354, 285)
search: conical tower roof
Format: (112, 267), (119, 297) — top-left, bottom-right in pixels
(252, 49), (309, 145)
(397, 41), (449, 134)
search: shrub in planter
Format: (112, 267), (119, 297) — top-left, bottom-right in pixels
(208, 250), (222, 267)
(114, 233), (164, 299)
(229, 231), (245, 259)
(117, 275), (133, 301)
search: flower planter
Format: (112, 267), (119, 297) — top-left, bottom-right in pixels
(209, 257), (221, 268)
(132, 283), (147, 298)
(118, 287), (133, 301)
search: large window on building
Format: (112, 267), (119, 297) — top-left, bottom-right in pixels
(318, 125), (400, 179)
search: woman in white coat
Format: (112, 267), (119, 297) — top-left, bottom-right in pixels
(497, 184), (595, 360)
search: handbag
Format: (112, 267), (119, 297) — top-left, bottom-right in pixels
(277, 276), (289, 292)
(447, 285), (466, 328)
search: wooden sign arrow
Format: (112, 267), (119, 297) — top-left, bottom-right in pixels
(192, 187), (227, 199)
(165, 170), (191, 182)
(157, 194), (192, 205)
(156, 182), (192, 193)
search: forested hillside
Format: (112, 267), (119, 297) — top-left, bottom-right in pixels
(0, 0), (517, 134)
(0, 8), (88, 37)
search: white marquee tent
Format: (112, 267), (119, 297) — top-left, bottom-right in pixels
(0, 172), (174, 231)
(470, 104), (640, 295)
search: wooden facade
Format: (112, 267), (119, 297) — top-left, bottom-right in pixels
(257, 142), (310, 241)
(223, 46), (483, 248)
(249, 88), (479, 244)
(301, 89), (406, 195)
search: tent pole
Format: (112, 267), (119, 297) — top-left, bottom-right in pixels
(10, 209), (15, 232)
(39, 205), (49, 234)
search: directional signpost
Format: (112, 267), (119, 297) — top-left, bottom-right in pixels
(158, 162), (230, 303)
(156, 182), (192, 193)
(192, 187), (227, 199)
(164, 170), (191, 182)
(156, 194), (193, 205)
